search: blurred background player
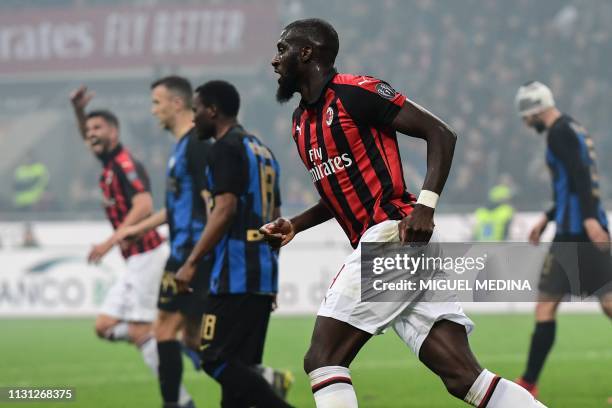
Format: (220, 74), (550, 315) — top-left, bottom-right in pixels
(264, 18), (546, 408)
(69, 86), (167, 395)
(175, 80), (293, 408)
(117, 76), (209, 408)
(515, 81), (612, 396)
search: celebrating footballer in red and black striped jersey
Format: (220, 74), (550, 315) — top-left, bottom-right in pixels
(264, 18), (547, 408)
(70, 86), (168, 404)
(99, 144), (163, 258)
(291, 71), (415, 247)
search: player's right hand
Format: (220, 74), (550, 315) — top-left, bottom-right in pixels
(260, 217), (295, 249)
(528, 215), (549, 245)
(87, 240), (113, 264)
(70, 85), (94, 109)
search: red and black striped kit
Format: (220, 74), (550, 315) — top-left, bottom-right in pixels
(291, 72), (415, 247)
(99, 144), (162, 258)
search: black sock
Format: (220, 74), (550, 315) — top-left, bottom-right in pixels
(215, 360), (292, 408)
(157, 340), (183, 403)
(522, 320), (556, 384)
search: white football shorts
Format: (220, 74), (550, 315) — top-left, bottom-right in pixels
(100, 243), (168, 322)
(317, 220), (474, 355)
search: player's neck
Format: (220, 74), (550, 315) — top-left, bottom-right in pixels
(171, 111), (194, 140)
(214, 119), (238, 141)
(301, 66), (335, 104)
(542, 108), (562, 129)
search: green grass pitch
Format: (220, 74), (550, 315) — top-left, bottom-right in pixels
(0, 314), (610, 407)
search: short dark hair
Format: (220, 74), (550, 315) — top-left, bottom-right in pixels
(284, 18), (339, 66)
(86, 110), (119, 129)
(151, 75), (193, 109)
(194, 80), (240, 118)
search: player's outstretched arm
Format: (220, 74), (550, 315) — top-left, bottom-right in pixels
(392, 100), (457, 243)
(260, 200), (332, 248)
(175, 193), (238, 292)
(69, 85), (94, 140)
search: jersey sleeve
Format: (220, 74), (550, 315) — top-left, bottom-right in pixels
(548, 125), (599, 220)
(187, 136), (211, 193)
(335, 76), (406, 127)
(210, 139), (248, 197)
(116, 157), (151, 202)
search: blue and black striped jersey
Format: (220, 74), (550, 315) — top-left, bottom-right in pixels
(545, 114), (608, 235)
(206, 125), (281, 295)
(166, 128), (212, 270)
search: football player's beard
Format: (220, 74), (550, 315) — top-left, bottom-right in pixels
(276, 58), (300, 103)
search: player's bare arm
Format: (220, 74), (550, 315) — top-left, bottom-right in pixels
(116, 208), (168, 244)
(88, 191), (154, 264)
(529, 215), (550, 245)
(583, 218), (610, 251)
(260, 200), (332, 248)
(175, 192), (238, 292)
(391, 99), (457, 243)
(70, 85), (95, 140)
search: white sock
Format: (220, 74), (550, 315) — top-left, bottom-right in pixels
(465, 369), (547, 407)
(139, 337), (192, 405)
(104, 322), (129, 341)
(309, 366), (358, 408)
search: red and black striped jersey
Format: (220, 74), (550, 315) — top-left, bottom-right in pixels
(291, 72), (415, 247)
(99, 144), (163, 258)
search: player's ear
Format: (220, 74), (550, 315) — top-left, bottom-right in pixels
(172, 95), (183, 110)
(110, 125), (119, 141)
(208, 104), (218, 119)
(300, 45), (313, 63)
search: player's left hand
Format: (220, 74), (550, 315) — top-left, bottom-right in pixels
(87, 240), (113, 264)
(398, 204), (435, 245)
(175, 262), (196, 294)
(584, 218), (610, 252)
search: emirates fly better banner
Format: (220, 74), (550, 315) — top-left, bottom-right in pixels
(0, 2), (278, 75)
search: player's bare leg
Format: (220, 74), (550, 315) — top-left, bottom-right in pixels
(304, 316), (545, 407)
(419, 319), (546, 407)
(516, 294), (562, 397)
(155, 310), (194, 408)
(95, 314), (129, 341)
(599, 292), (612, 319)
(304, 316), (371, 408)
(418, 320), (481, 398)
(181, 315), (201, 350)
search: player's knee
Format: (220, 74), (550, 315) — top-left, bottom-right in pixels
(535, 301), (558, 321)
(94, 319), (112, 339)
(154, 315), (181, 341)
(94, 323), (107, 339)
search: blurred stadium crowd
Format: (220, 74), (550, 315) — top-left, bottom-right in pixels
(1, 0), (611, 219)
